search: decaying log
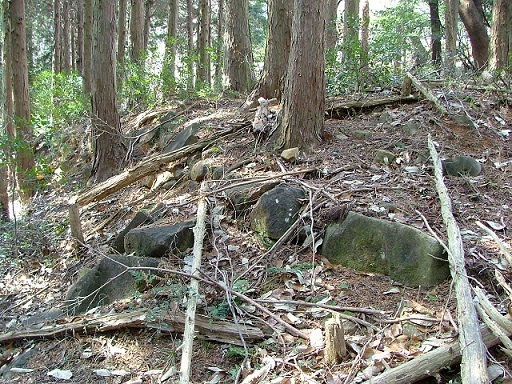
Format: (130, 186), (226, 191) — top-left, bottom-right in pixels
(326, 95), (418, 118)
(180, 183), (208, 384)
(428, 135), (489, 383)
(406, 72), (448, 115)
(362, 325), (509, 384)
(0, 309), (266, 346)
(324, 313), (347, 366)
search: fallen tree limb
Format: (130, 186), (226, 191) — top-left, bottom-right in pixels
(362, 324), (509, 384)
(326, 95), (418, 117)
(428, 135), (489, 383)
(0, 308), (267, 346)
(406, 72), (448, 115)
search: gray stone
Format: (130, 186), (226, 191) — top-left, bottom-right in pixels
(352, 130), (373, 139)
(112, 211), (154, 253)
(163, 122), (200, 153)
(321, 212), (449, 287)
(65, 254), (161, 315)
(225, 182), (279, 212)
(281, 147), (299, 162)
(374, 149), (396, 164)
(124, 221), (195, 257)
(442, 156), (482, 177)
(190, 159), (213, 181)
(250, 186), (305, 240)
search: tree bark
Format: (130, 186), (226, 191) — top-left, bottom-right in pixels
(162, 0), (178, 97)
(83, 0), (93, 94)
(10, 0), (35, 202)
(342, 0), (359, 63)
(429, 0), (442, 65)
(223, 0), (254, 93)
(129, 0), (144, 62)
(117, 0), (127, 89)
(75, 0), (84, 74)
(459, 0), (489, 70)
(185, 0), (195, 91)
(143, 0), (154, 52)
(197, 0), (211, 88)
(325, 0), (338, 53)
(61, 0), (71, 72)
(213, 0), (224, 90)
(278, 0), (325, 151)
(360, 0), (370, 85)
(489, 0), (511, 70)
(53, 0), (61, 74)
(444, 0), (458, 71)
(90, 0), (125, 183)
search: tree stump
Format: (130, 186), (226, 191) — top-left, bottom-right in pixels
(324, 313), (347, 366)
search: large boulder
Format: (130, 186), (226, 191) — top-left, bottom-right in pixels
(250, 186), (305, 240)
(163, 122), (200, 153)
(321, 212), (449, 287)
(65, 254), (160, 315)
(112, 210), (154, 253)
(224, 182), (279, 213)
(442, 156), (481, 177)
(124, 221), (195, 257)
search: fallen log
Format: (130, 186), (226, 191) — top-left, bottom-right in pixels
(326, 95), (418, 117)
(0, 308), (267, 346)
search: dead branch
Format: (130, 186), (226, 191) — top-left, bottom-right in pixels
(0, 309), (267, 346)
(428, 135), (489, 383)
(475, 221), (512, 265)
(406, 72), (448, 115)
(326, 95), (418, 118)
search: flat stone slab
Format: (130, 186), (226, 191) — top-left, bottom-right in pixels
(321, 212), (449, 287)
(124, 221), (195, 257)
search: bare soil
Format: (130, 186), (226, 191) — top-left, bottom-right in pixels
(0, 87), (511, 383)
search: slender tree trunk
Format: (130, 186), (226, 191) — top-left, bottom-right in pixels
(53, 0), (61, 74)
(325, 0), (338, 53)
(342, 0), (359, 63)
(83, 0), (93, 93)
(61, 0), (71, 72)
(10, 0), (35, 202)
(130, 0), (144, 61)
(143, 0), (154, 52)
(197, 0), (211, 88)
(248, 0), (292, 103)
(213, 0), (224, 91)
(223, 0), (254, 93)
(25, 13), (33, 71)
(162, 0), (178, 97)
(429, 0), (442, 65)
(91, 0), (125, 183)
(186, 0), (195, 91)
(75, 0), (84, 74)
(444, 0), (458, 71)
(360, 0), (370, 85)
(489, 0), (511, 70)
(117, 0), (127, 90)
(278, 0), (325, 152)
(459, 0), (489, 70)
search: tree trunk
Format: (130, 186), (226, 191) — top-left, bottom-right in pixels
(186, 0), (195, 91)
(489, 0), (511, 70)
(429, 0), (442, 65)
(162, 0), (178, 97)
(1, 0), (15, 219)
(459, 0), (489, 70)
(143, 0), (154, 52)
(444, 0), (458, 71)
(342, 0), (359, 63)
(223, 0), (254, 93)
(197, 0), (211, 88)
(53, 0), (61, 74)
(90, 0), (125, 183)
(278, 0), (325, 152)
(249, 0), (292, 102)
(10, 0), (35, 202)
(61, 0), (71, 72)
(325, 0), (338, 53)
(117, 0), (127, 90)
(75, 0), (84, 74)
(83, 0), (93, 93)
(130, 0), (144, 61)
(360, 0), (370, 85)
(213, 0), (224, 90)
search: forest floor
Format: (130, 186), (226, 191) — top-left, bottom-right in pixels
(0, 82), (511, 384)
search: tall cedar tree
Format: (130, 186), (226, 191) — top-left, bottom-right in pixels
(197, 0), (211, 88)
(223, 0), (254, 93)
(53, 0), (61, 73)
(459, 0), (489, 70)
(118, 0), (128, 90)
(489, 0), (511, 70)
(83, 0), (93, 93)
(162, 0), (178, 97)
(90, 0), (125, 182)
(130, 0), (144, 61)
(445, 0), (458, 71)
(429, 0), (442, 65)
(10, 0), (35, 201)
(278, 0), (325, 151)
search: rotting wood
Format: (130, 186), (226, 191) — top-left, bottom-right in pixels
(0, 309), (267, 346)
(326, 95), (418, 118)
(180, 182), (208, 384)
(324, 313), (347, 366)
(406, 72), (448, 115)
(428, 135), (489, 384)
(362, 325), (509, 384)
(475, 220), (512, 265)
